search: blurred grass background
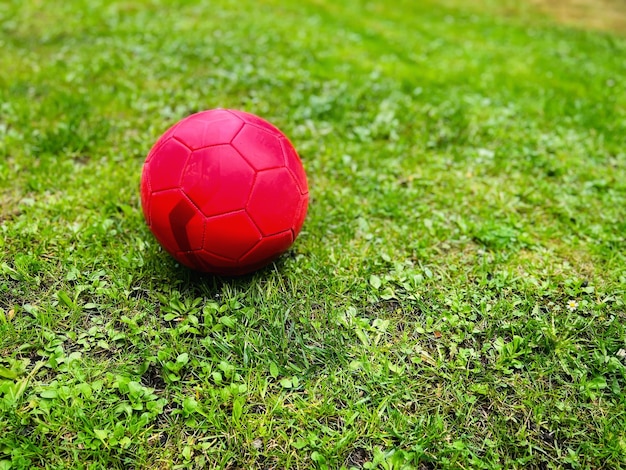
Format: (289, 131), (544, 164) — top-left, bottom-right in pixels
(1, 0), (625, 468)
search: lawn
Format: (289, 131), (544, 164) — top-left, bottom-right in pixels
(1, 0), (625, 468)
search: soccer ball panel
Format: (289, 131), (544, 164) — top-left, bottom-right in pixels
(227, 109), (282, 135)
(173, 113), (244, 150)
(181, 145), (256, 217)
(175, 251), (204, 271)
(281, 138), (308, 195)
(140, 163), (152, 226)
(193, 109), (238, 122)
(247, 168), (302, 236)
(232, 124), (285, 171)
(145, 120), (184, 164)
(148, 138), (191, 192)
(148, 189), (205, 255)
(293, 193), (309, 237)
(239, 230), (294, 267)
(203, 211), (262, 260)
(197, 250), (239, 268)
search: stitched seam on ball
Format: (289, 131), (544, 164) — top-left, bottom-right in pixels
(228, 120), (246, 144)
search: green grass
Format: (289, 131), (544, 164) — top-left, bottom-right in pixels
(1, 0), (626, 468)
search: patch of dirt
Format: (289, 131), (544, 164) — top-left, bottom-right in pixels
(526, 0), (626, 34)
(0, 192), (21, 223)
(141, 363), (167, 390)
(346, 447), (371, 469)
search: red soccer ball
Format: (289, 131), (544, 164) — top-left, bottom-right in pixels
(140, 109), (309, 276)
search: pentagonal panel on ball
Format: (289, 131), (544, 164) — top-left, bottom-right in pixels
(148, 189), (205, 254)
(231, 124), (286, 171)
(173, 110), (244, 150)
(203, 211), (262, 260)
(148, 138), (192, 192)
(182, 145), (256, 217)
(247, 168), (301, 236)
